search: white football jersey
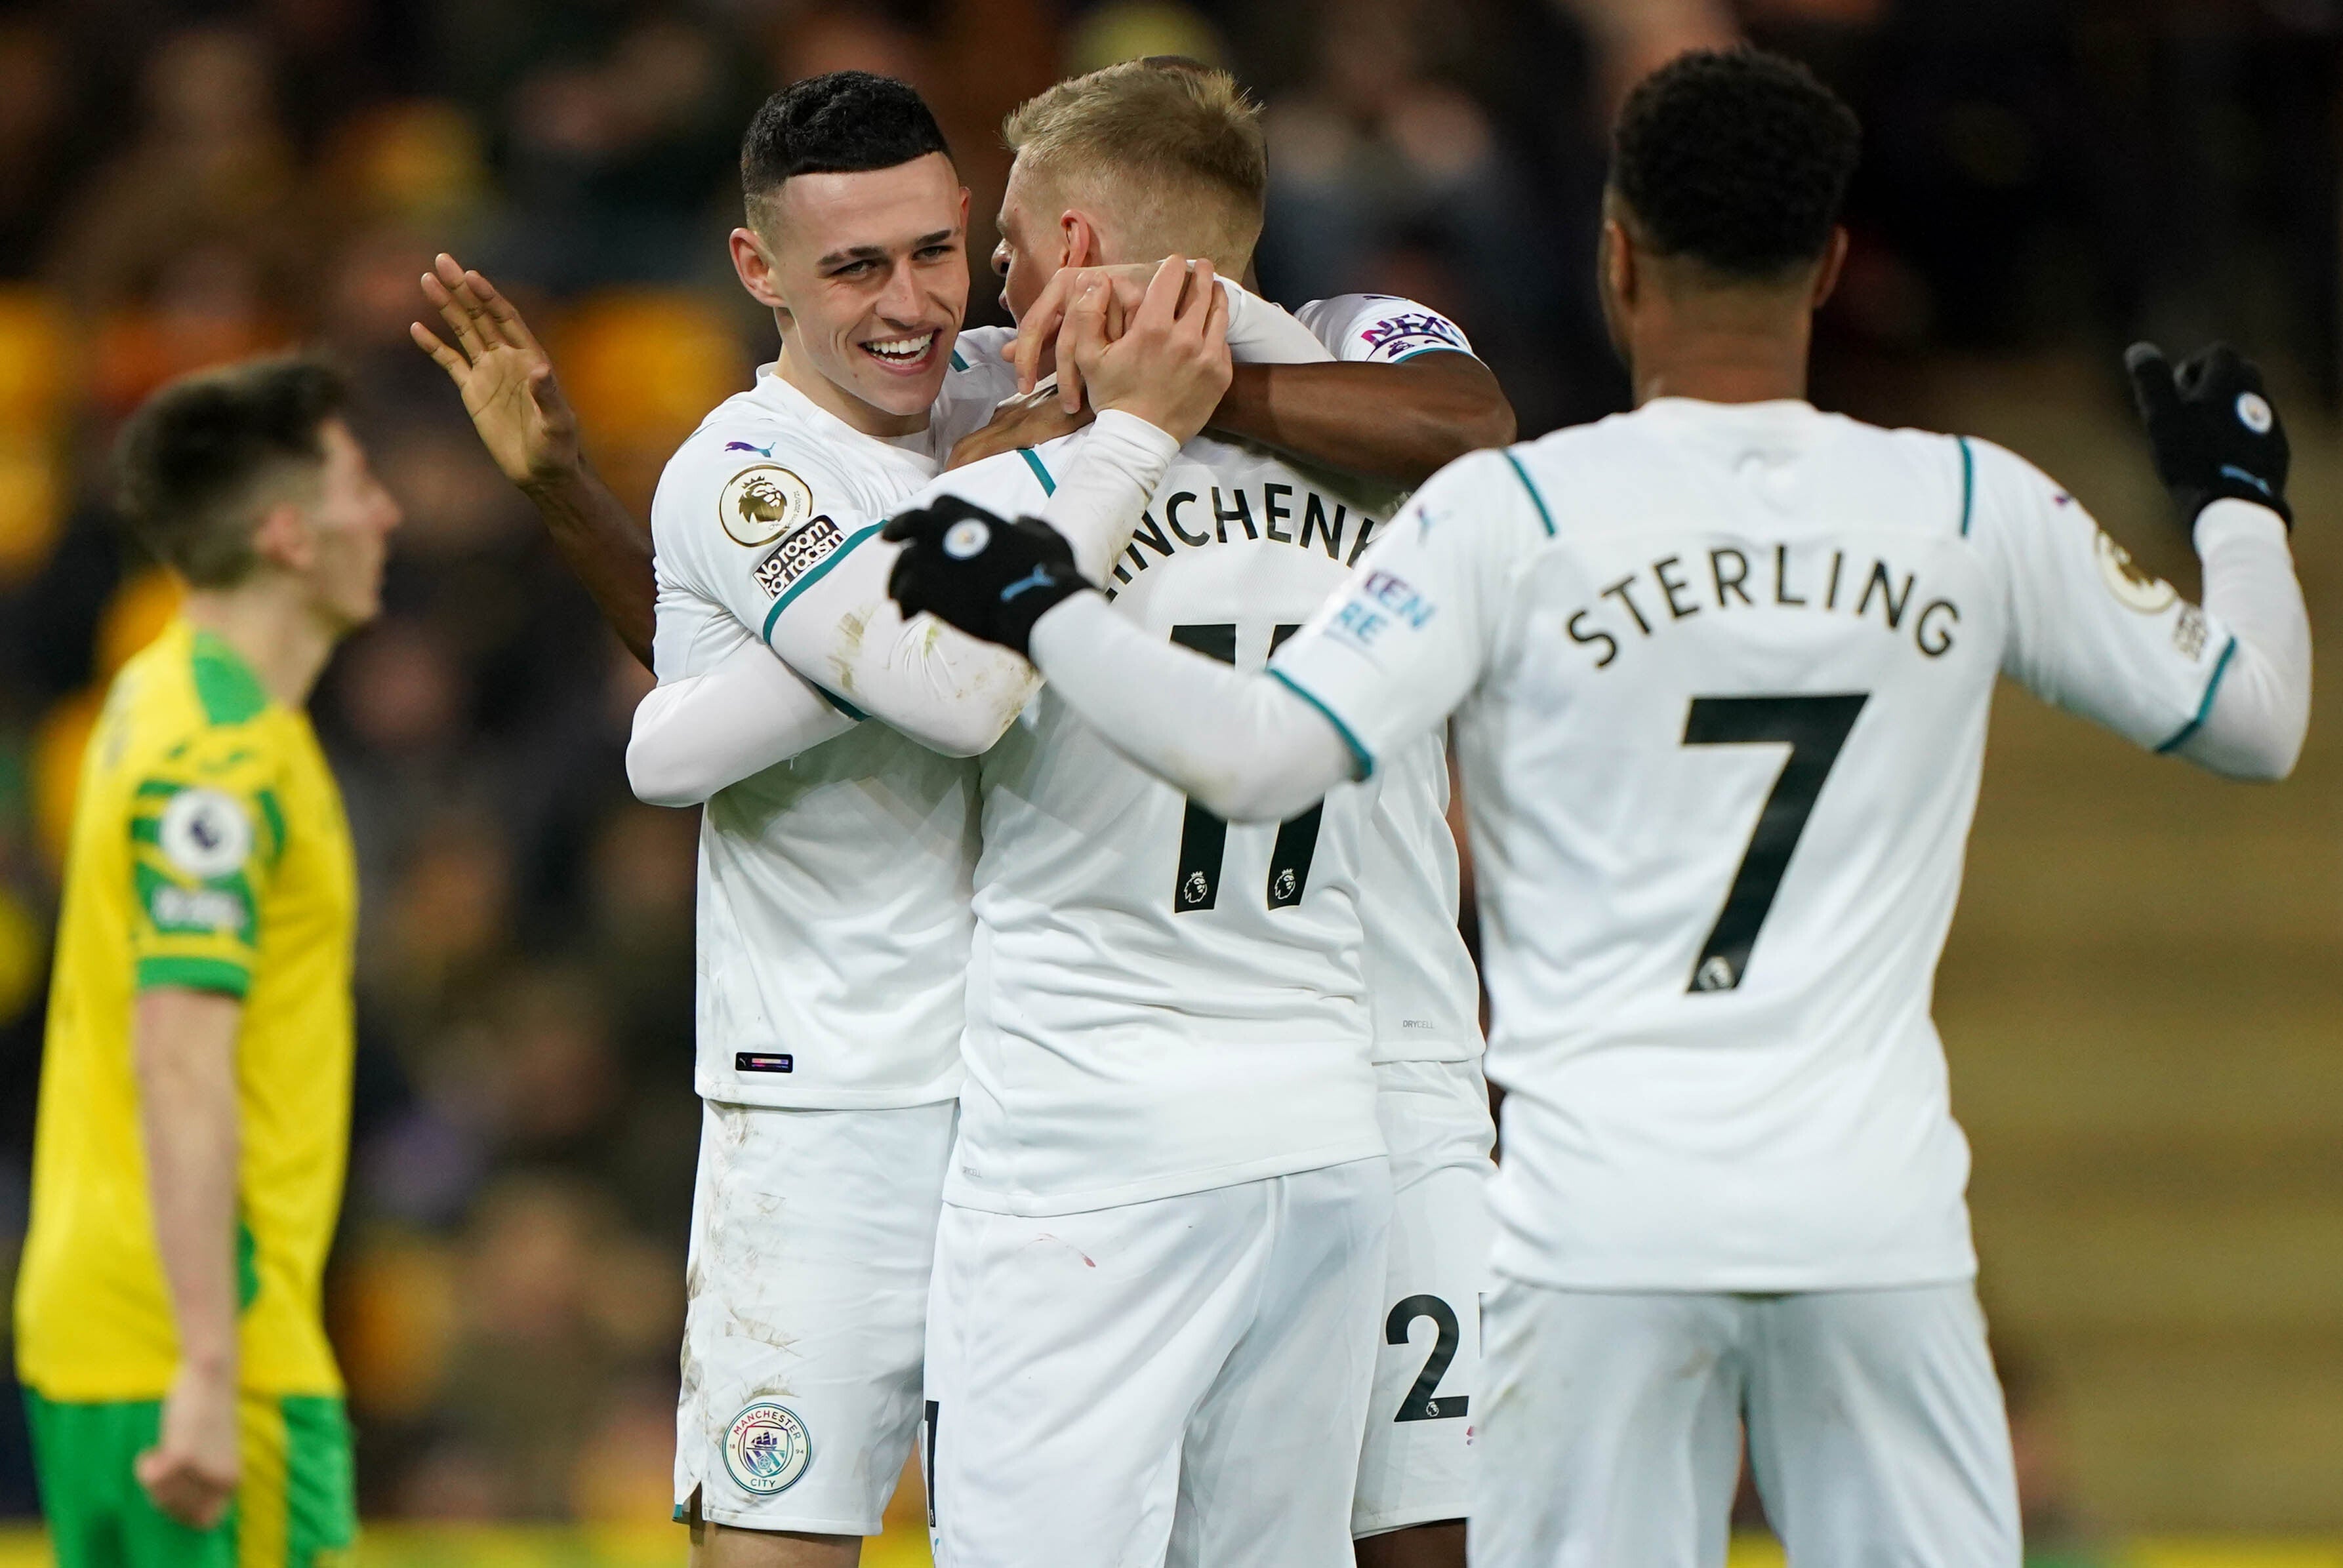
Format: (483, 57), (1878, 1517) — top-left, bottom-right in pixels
(649, 363), (1002, 1109)
(1273, 399), (2242, 1290)
(919, 433), (1395, 1214)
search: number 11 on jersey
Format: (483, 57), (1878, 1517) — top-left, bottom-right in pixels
(1168, 624), (1324, 914)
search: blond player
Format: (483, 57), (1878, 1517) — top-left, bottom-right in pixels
(16, 358), (401, 1567)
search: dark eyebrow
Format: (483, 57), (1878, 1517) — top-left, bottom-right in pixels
(815, 230), (958, 270)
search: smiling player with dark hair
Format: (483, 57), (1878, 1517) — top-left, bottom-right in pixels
(884, 48), (2313, 1565)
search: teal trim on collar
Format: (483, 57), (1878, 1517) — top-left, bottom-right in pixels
(1269, 668), (1375, 782)
(2157, 635), (2237, 754)
(760, 523), (883, 645)
(1017, 447), (1056, 496)
(950, 347), (969, 372)
(1501, 451), (1556, 537)
(1957, 436), (1976, 538)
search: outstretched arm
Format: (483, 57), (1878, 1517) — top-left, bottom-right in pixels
(1212, 354), (1515, 488)
(1010, 268), (1517, 487)
(413, 254), (657, 668)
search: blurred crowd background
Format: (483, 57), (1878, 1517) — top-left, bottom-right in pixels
(0, 0), (2334, 1550)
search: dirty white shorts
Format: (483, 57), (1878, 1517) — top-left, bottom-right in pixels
(674, 1097), (955, 1535)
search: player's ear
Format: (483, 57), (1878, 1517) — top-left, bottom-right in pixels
(1810, 226), (1850, 312)
(1600, 215), (1636, 310)
(731, 226), (788, 312)
(1059, 208), (1097, 271)
(249, 498), (315, 575)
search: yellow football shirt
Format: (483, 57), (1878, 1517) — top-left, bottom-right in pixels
(16, 618), (357, 1401)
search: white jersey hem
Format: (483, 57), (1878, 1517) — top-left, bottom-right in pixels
(1488, 1248), (1980, 1296)
(691, 1073), (964, 1112)
(944, 1141), (1390, 1218)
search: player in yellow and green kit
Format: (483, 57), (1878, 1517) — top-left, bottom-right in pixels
(15, 358), (401, 1567)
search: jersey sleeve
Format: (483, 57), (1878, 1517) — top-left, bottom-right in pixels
(649, 426), (887, 661)
(127, 729), (285, 998)
(752, 447), (1054, 755)
(1269, 447), (1542, 769)
(1970, 437), (2239, 752)
(1294, 295), (1478, 365)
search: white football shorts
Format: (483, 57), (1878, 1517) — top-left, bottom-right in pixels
(926, 1157), (1393, 1568)
(1473, 1277), (2022, 1568)
(1354, 1057), (1496, 1538)
(674, 1097), (955, 1535)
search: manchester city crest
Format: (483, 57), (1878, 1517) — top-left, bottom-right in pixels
(720, 464), (813, 548)
(723, 1401), (812, 1495)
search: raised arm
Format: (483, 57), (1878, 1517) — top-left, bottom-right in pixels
(413, 254), (657, 668)
(1989, 342), (2310, 783)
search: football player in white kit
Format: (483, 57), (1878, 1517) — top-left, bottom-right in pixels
(418, 66), (1510, 1568)
(882, 48), (2315, 1568)
(620, 62), (1503, 1568)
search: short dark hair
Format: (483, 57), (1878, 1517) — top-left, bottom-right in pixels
(1610, 48), (1861, 277)
(113, 355), (347, 588)
(741, 71), (951, 215)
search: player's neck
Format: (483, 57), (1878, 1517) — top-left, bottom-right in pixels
(180, 582), (340, 708)
(1628, 325), (1812, 409)
(775, 341), (932, 439)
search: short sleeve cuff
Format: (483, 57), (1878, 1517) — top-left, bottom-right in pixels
(136, 956), (251, 998)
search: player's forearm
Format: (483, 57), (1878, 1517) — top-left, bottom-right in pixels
(2183, 500), (2312, 780)
(1027, 593), (1355, 820)
(1209, 356), (1517, 488)
(628, 649), (858, 806)
(771, 540), (1040, 758)
(521, 461), (657, 670)
(1039, 411), (1183, 584)
(134, 989), (243, 1380)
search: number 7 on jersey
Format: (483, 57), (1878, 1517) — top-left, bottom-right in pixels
(1682, 693), (1868, 994)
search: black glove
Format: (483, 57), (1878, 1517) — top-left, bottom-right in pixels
(2124, 340), (2291, 527)
(884, 494), (1087, 656)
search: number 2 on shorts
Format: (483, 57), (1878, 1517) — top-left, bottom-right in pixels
(1682, 693), (1868, 994)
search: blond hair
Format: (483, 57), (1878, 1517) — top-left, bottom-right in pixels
(1003, 60), (1267, 270)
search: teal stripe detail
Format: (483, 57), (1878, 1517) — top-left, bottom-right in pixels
(1269, 668), (1375, 781)
(1501, 451), (1555, 537)
(1017, 447), (1056, 496)
(760, 524), (883, 645)
(950, 347), (969, 371)
(819, 689), (869, 721)
(1957, 436), (1975, 537)
(2157, 635), (2237, 754)
(1391, 345), (1476, 365)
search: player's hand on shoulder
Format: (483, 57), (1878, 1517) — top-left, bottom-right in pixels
(1063, 256), (1233, 442)
(884, 495), (1087, 656)
(412, 252), (584, 493)
(135, 1361), (240, 1529)
(2125, 340), (2291, 528)
(949, 386), (1095, 471)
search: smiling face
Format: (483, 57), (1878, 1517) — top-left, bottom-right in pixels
(732, 150), (970, 433)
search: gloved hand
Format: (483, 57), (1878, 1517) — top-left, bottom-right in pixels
(2124, 341), (2291, 527)
(884, 494), (1088, 656)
